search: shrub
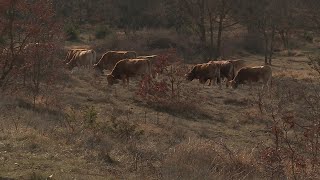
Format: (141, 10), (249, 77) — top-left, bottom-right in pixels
(64, 25), (79, 41)
(137, 49), (208, 117)
(308, 56), (320, 75)
(254, 81), (320, 179)
(64, 107), (78, 132)
(303, 31), (313, 43)
(107, 115), (144, 140)
(64, 105), (98, 131)
(83, 106), (98, 127)
(95, 25), (112, 39)
(137, 49), (186, 100)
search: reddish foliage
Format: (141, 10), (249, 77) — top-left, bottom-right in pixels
(256, 86), (320, 179)
(0, 0), (63, 108)
(152, 48), (182, 74)
(137, 49), (185, 100)
(0, 0), (62, 85)
(137, 49), (206, 114)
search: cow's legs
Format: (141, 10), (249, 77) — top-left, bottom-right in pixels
(267, 78), (272, 97)
(201, 78), (211, 88)
(199, 78), (206, 88)
(126, 76), (130, 89)
(264, 78), (271, 93)
(261, 84), (265, 92)
(225, 76), (232, 88)
(121, 76), (126, 87)
(215, 76), (221, 89)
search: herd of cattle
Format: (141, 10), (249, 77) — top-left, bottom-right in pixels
(64, 48), (272, 89)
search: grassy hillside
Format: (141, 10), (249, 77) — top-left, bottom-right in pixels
(1, 31), (320, 179)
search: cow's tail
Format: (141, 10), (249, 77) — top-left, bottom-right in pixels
(186, 66), (196, 81)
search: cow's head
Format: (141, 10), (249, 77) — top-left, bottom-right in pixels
(185, 65), (199, 81)
(64, 50), (73, 63)
(66, 62), (73, 70)
(63, 56), (70, 64)
(228, 80), (238, 89)
(93, 64), (103, 75)
(107, 74), (119, 85)
(185, 71), (194, 81)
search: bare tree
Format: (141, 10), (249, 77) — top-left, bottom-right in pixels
(240, 0), (280, 65)
(0, 0), (62, 105)
(179, 0), (207, 59)
(209, 0), (239, 58)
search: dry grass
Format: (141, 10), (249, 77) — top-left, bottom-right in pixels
(161, 138), (261, 180)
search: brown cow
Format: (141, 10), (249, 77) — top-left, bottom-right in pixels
(137, 55), (157, 60)
(208, 60), (247, 86)
(93, 51), (137, 74)
(137, 55), (158, 77)
(185, 63), (221, 87)
(107, 58), (151, 86)
(66, 49), (97, 70)
(208, 60), (234, 85)
(64, 48), (88, 64)
(229, 59), (246, 75)
(228, 65), (272, 89)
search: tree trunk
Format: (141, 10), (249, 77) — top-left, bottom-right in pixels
(264, 31), (269, 65)
(216, 0), (226, 59)
(268, 26), (276, 65)
(208, 11), (214, 59)
(0, 4), (16, 89)
(279, 29), (289, 50)
(216, 16), (223, 58)
(198, 0), (207, 60)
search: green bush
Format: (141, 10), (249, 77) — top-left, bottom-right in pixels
(95, 25), (112, 39)
(83, 105), (98, 126)
(64, 25), (79, 41)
